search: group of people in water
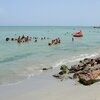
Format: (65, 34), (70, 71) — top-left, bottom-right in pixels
(5, 35), (50, 44)
(5, 32), (76, 45)
(5, 35), (75, 46)
(48, 38), (61, 46)
(6, 35), (31, 43)
(17, 35), (31, 43)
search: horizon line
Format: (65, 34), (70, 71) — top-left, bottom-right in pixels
(0, 25), (95, 27)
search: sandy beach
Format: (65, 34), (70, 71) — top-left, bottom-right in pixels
(0, 67), (100, 100)
(1, 0), (100, 99)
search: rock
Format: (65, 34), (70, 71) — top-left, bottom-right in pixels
(83, 58), (91, 65)
(42, 68), (48, 70)
(73, 73), (79, 79)
(42, 67), (52, 70)
(69, 65), (78, 73)
(59, 70), (66, 75)
(69, 63), (86, 73)
(73, 71), (82, 79)
(53, 74), (61, 78)
(89, 59), (96, 66)
(72, 63), (100, 85)
(83, 65), (92, 72)
(78, 63), (84, 67)
(78, 63), (86, 69)
(53, 74), (65, 79)
(78, 69), (100, 85)
(78, 74), (96, 85)
(95, 57), (100, 64)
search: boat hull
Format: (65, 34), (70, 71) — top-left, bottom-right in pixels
(73, 34), (83, 37)
(73, 31), (83, 37)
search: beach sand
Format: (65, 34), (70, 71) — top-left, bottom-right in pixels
(0, 68), (100, 100)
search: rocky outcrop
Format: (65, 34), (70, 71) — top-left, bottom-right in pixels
(53, 57), (100, 85)
(78, 68), (100, 85)
(77, 65), (100, 85)
(70, 58), (100, 85)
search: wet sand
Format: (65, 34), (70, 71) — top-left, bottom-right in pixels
(0, 68), (100, 100)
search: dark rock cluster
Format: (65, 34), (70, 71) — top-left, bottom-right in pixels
(53, 57), (100, 85)
(69, 57), (100, 85)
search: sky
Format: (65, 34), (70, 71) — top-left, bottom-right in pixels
(0, 0), (100, 26)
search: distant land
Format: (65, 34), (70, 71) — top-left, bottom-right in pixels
(93, 26), (100, 28)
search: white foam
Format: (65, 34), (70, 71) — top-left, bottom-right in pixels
(68, 53), (99, 63)
(52, 52), (99, 69)
(52, 60), (65, 68)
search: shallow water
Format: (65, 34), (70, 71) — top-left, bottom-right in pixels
(0, 26), (100, 85)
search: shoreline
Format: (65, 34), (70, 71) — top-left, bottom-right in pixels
(0, 59), (100, 100)
(0, 51), (99, 86)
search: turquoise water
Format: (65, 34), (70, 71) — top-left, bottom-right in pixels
(0, 26), (100, 85)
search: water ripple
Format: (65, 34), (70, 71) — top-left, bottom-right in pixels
(0, 52), (33, 63)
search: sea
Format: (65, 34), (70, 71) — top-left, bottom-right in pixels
(0, 26), (100, 85)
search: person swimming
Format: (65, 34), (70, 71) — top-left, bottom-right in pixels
(72, 37), (74, 41)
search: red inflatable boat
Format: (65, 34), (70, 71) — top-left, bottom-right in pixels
(73, 31), (83, 37)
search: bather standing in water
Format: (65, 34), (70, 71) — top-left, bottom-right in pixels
(72, 37), (74, 41)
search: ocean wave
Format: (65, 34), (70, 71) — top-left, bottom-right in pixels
(52, 52), (99, 69)
(68, 53), (99, 63)
(0, 63), (45, 86)
(0, 52), (33, 63)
